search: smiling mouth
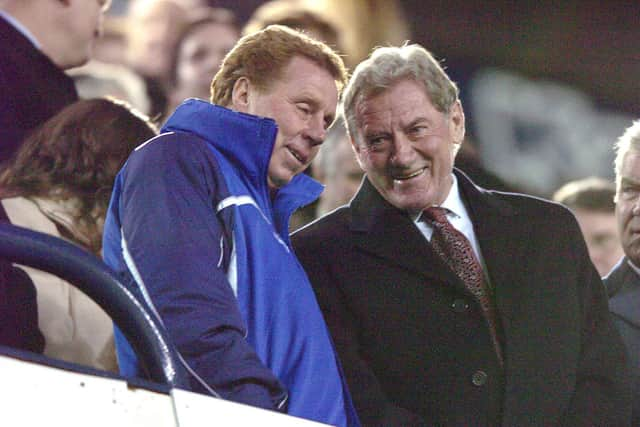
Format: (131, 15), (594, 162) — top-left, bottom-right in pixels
(287, 147), (305, 164)
(393, 167), (426, 181)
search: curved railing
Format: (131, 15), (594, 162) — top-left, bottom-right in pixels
(0, 222), (188, 389)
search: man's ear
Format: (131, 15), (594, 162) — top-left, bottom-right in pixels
(449, 100), (466, 145)
(230, 77), (251, 113)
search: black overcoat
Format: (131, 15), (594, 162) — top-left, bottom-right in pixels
(0, 15), (78, 163)
(292, 170), (631, 426)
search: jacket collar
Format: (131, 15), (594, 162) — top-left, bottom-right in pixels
(606, 257), (640, 327)
(162, 99), (323, 214)
(350, 168), (516, 233)
(163, 99), (277, 190)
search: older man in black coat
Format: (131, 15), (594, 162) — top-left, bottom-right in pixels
(292, 44), (631, 426)
(604, 120), (640, 426)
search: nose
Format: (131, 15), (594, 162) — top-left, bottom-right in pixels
(390, 134), (415, 166)
(305, 114), (326, 146)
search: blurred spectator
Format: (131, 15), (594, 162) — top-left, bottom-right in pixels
(0, 98), (157, 371)
(166, 7), (239, 113)
(243, 0), (343, 54)
(314, 115), (363, 216)
(553, 177), (622, 276)
(125, 0), (190, 117)
(453, 136), (519, 193)
(91, 15), (128, 65)
(69, 61), (152, 115)
(0, 0), (109, 162)
(173, 0), (212, 7)
(300, 0), (410, 68)
(604, 120), (640, 426)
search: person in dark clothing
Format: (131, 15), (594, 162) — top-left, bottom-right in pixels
(292, 44), (631, 426)
(0, 0), (110, 162)
(604, 120), (640, 426)
(0, 0), (109, 355)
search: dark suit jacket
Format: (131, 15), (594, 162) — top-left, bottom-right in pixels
(292, 170), (630, 426)
(0, 15), (77, 163)
(604, 258), (640, 426)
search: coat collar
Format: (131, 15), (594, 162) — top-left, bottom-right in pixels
(350, 168), (516, 231)
(163, 99), (278, 191)
(163, 99), (323, 222)
(606, 257), (640, 327)
(348, 168), (518, 290)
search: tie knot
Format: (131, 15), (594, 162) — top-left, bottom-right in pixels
(422, 206), (449, 224)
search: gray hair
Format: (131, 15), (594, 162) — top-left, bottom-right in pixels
(614, 120), (640, 196)
(341, 44), (459, 142)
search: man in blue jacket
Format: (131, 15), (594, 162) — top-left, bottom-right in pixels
(102, 25), (358, 426)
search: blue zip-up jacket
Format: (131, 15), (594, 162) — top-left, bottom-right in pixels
(103, 99), (358, 426)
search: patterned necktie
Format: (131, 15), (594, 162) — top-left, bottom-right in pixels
(423, 206), (503, 365)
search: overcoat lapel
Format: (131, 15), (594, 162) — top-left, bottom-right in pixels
(455, 171), (521, 328)
(349, 175), (474, 295)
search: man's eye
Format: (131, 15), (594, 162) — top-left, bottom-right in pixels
(297, 104), (311, 115)
(621, 187), (640, 199)
(368, 136), (387, 147)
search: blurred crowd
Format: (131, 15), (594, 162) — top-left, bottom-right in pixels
(1, 0), (639, 425)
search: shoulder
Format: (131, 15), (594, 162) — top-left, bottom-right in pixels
(123, 131), (220, 179)
(604, 258), (638, 297)
(129, 131), (209, 161)
(484, 188), (577, 227)
(459, 170), (576, 224)
(118, 131), (230, 207)
(291, 206), (351, 250)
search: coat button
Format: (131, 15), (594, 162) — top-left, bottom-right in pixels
(451, 298), (469, 312)
(471, 370), (488, 386)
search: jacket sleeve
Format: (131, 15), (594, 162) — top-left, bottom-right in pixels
(559, 217), (632, 426)
(115, 135), (287, 410)
(292, 232), (426, 427)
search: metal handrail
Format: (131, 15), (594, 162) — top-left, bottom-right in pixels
(0, 222), (188, 389)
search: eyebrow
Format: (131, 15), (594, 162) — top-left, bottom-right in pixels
(405, 118), (425, 129)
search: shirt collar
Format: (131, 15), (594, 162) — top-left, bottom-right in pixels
(627, 258), (640, 277)
(414, 173), (463, 222)
(0, 11), (41, 49)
